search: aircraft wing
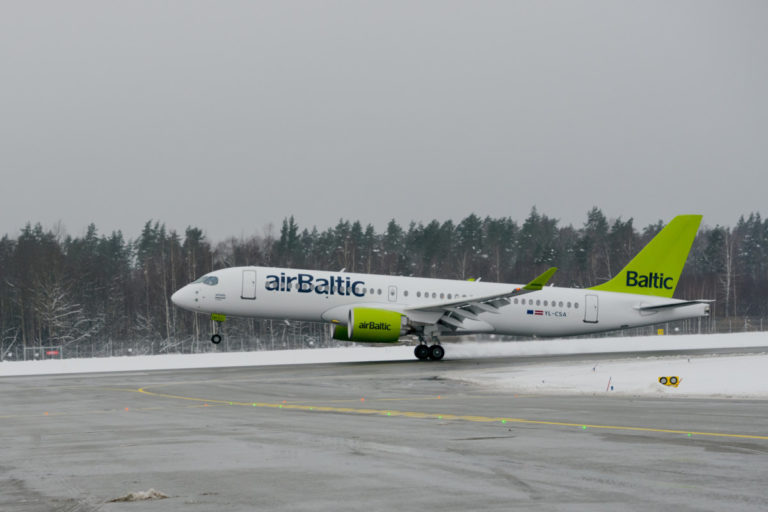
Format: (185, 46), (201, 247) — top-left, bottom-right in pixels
(405, 268), (557, 330)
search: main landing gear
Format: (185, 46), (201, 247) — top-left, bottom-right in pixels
(210, 313), (226, 344)
(414, 335), (445, 361)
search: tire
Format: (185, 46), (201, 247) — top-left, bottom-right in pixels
(659, 376), (668, 385)
(211, 334), (222, 344)
(428, 345), (445, 361)
(670, 376), (678, 385)
(414, 344), (430, 360)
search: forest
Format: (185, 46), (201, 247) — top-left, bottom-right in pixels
(1, 208), (766, 360)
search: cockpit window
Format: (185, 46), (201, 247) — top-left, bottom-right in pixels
(192, 275), (219, 286)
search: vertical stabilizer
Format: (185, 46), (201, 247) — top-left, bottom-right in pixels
(589, 215), (702, 298)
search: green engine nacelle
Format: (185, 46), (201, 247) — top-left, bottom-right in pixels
(332, 308), (406, 343)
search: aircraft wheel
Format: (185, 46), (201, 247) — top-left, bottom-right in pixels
(659, 376), (668, 385)
(428, 344), (445, 361)
(414, 344), (430, 360)
(211, 334), (222, 344)
(670, 376), (678, 385)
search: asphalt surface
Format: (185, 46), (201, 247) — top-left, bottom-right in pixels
(2, 351), (768, 511)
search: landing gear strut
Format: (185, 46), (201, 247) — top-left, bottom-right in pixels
(210, 313), (226, 344)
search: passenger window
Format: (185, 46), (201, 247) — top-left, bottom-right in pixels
(543, 300), (548, 306)
(447, 294), (452, 299)
(514, 298), (518, 304)
(404, 290), (409, 297)
(558, 301), (563, 307)
(432, 292), (437, 298)
(377, 289), (382, 295)
(567, 301), (571, 308)
(440, 293), (445, 299)
(574, 302), (579, 309)
(417, 291), (421, 298)
(536, 300), (540, 306)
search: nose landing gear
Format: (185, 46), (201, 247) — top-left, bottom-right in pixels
(210, 313), (226, 344)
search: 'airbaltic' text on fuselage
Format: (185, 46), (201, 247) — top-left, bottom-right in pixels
(266, 273), (365, 297)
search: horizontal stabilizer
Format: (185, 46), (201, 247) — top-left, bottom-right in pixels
(635, 300), (713, 311)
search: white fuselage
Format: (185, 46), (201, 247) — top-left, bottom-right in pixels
(171, 266), (709, 338)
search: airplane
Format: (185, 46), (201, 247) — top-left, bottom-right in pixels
(171, 215), (711, 361)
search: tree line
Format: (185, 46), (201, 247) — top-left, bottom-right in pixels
(1, 208), (766, 358)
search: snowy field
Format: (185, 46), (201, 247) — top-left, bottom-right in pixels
(2, 332), (767, 398)
(451, 352), (768, 399)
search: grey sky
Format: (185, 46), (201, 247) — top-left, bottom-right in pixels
(1, 1), (766, 241)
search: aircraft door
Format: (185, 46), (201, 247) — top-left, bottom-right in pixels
(388, 285), (398, 302)
(241, 270), (257, 300)
(584, 294), (598, 323)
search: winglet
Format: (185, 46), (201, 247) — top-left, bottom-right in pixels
(523, 267), (558, 291)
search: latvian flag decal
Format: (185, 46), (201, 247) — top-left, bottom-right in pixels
(527, 310), (544, 316)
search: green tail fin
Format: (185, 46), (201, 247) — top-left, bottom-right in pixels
(589, 215), (702, 297)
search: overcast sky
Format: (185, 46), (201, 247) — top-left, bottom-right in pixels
(1, 1), (766, 241)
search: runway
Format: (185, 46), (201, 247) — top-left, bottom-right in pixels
(2, 351), (768, 511)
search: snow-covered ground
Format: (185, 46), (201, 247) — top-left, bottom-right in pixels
(2, 332), (767, 398)
(446, 332), (768, 398)
(452, 353), (768, 398)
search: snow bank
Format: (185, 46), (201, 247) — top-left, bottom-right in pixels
(0, 345), (413, 377)
(0, 332), (766, 381)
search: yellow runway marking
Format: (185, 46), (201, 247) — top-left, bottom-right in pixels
(135, 387), (768, 441)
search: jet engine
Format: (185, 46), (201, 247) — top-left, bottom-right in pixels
(332, 307), (408, 343)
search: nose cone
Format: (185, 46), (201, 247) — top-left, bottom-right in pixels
(171, 286), (194, 310)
